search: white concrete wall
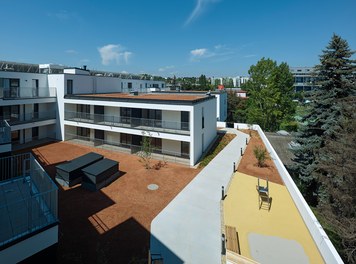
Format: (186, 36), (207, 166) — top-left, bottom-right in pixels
(192, 97), (217, 165)
(48, 74), (64, 140)
(162, 139), (180, 155)
(105, 131), (120, 144)
(162, 110), (180, 129)
(24, 128), (32, 143)
(38, 124), (55, 139)
(104, 106), (120, 116)
(254, 125), (343, 264)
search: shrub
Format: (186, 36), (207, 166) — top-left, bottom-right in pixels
(253, 145), (270, 167)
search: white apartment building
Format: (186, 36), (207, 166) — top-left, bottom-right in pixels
(1, 61), (218, 166)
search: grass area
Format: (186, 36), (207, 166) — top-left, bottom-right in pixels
(198, 132), (236, 168)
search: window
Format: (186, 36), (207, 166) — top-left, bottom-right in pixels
(120, 107), (131, 124)
(202, 107), (204, 129)
(181, 141), (190, 157)
(181, 111), (189, 130)
(67, 79), (73, 94)
(77, 104), (90, 113)
(32, 127), (39, 140)
(151, 138), (162, 151)
(120, 133), (132, 145)
(77, 127), (90, 137)
(128, 82), (132, 89)
(32, 79), (39, 97)
(11, 131), (20, 143)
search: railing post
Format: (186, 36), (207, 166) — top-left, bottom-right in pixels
(221, 233), (226, 255)
(241, 147), (243, 156)
(221, 186), (225, 200)
(233, 162), (236, 172)
(246, 138), (248, 145)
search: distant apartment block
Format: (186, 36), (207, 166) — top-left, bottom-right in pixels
(290, 67), (320, 93)
(211, 76), (250, 88)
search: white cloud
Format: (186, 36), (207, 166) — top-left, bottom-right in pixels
(158, 65), (175, 72)
(97, 44), (133, 65)
(190, 44), (236, 62)
(184, 0), (221, 26)
(190, 48), (216, 61)
(191, 48), (208, 56)
(65, 49), (77, 54)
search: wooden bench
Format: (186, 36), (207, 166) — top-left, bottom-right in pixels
(225, 225), (240, 254)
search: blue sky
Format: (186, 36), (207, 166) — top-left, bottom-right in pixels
(1, 0), (355, 77)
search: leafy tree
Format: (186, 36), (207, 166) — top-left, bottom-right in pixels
(244, 58), (295, 131)
(214, 79), (221, 87)
(198, 74), (209, 90)
(293, 34), (356, 203)
(227, 90), (247, 122)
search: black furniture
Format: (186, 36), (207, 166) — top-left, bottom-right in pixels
(55, 152), (104, 187)
(81, 158), (119, 191)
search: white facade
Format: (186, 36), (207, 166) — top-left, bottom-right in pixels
(62, 95), (216, 166)
(0, 71), (57, 152)
(1, 62), (217, 166)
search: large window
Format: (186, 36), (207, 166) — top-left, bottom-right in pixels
(181, 141), (190, 157)
(0, 78), (19, 98)
(77, 127), (90, 138)
(120, 108), (131, 124)
(181, 111), (189, 130)
(120, 133), (132, 145)
(151, 138), (162, 151)
(0, 105), (20, 122)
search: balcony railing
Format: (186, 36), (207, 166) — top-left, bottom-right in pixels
(0, 153), (58, 247)
(8, 111), (56, 126)
(64, 111), (190, 135)
(0, 120), (11, 144)
(65, 133), (190, 160)
(0, 87), (57, 99)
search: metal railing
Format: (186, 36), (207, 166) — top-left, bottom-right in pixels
(0, 153), (58, 247)
(7, 110), (56, 125)
(65, 133), (190, 161)
(0, 87), (57, 99)
(64, 111), (190, 135)
(0, 120), (11, 144)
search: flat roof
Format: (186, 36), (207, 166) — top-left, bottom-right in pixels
(224, 172), (324, 263)
(65, 92), (215, 105)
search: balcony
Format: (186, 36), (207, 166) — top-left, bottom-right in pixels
(0, 153), (58, 247)
(64, 111), (190, 135)
(0, 120), (11, 144)
(7, 111), (56, 126)
(0, 87), (56, 99)
(65, 133), (190, 164)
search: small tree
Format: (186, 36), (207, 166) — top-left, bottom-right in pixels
(137, 131), (152, 169)
(253, 145), (270, 167)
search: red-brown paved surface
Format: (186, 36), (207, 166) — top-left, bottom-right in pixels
(78, 93), (205, 101)
(30, 141), (200, 263)
(237, 130), (284, 185)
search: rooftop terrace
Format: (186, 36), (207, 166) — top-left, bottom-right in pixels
(224, 172), (324, 263)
